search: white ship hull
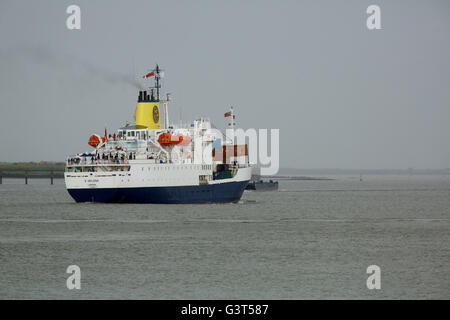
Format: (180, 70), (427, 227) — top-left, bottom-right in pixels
(65, 163), (251, 203)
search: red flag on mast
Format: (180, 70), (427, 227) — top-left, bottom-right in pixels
(143, 72), (155, 78)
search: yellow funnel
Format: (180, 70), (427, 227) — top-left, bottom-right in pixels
(135, 91), (161, 129)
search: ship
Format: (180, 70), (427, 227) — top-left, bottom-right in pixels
(64, 65), (252, 204)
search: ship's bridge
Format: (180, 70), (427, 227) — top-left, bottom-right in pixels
(117, 125), (149, 141)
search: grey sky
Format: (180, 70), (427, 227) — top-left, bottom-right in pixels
(0, 0), (449, 169)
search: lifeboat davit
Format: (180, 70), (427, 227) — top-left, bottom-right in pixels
(88, 134), (106, 148)
(177, 135), (192, 145)
(158, 133), (192, 146)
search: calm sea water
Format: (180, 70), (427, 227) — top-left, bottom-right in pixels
(0, 175), (449, 299)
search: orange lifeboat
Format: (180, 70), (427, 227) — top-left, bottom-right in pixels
(158, 133), (192, 146)
(88, 134), (106, 148)
(158, 132), (172, 145)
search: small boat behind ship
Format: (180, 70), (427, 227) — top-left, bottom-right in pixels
(245, 179), (279, 191)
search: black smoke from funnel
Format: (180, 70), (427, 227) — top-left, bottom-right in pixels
(2, 47), (146, 90)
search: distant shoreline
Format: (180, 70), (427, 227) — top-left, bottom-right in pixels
(0, 173), (64, 178)
(261, 176), (334, 181)
(0, 162), (65, 179)
(270, 168), (450, 176)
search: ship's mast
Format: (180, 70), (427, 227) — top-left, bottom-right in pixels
(226, 106), (236, 145)
(143, 64), (169, 127)
(155, 64), (161, 101)
(229, 106), (235, 131)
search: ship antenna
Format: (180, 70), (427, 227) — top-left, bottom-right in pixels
(155, 64), (160, 101)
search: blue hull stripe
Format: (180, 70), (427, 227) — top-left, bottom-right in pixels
(67, 180), (249, 204)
